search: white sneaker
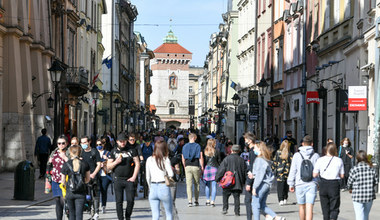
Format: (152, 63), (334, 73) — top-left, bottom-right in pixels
(283, 199), (287, 205)
(93, 213), (99, 220)
(279, 200), (284, 206)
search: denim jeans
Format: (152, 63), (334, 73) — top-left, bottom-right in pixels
(99, 175), (111, 207)
(205, 181), (217, 202)
(149, 183), (173, 220)
(353, 201), (373, 220)
(252, 183), (277, 219)
(295, 183), (317, 205)
(66, 193), (85, 220)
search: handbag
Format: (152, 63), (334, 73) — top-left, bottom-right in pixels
(164, 169), (176, 187)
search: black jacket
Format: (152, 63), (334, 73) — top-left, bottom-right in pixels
(204, 150), (221, 168)
(215, 153), (246, 191)
(245, 148), (257, 186)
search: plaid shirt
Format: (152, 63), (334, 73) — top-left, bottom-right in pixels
(347, 162), (379, 203)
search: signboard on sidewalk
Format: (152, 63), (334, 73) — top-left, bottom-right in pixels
(306, 91), (320, 104)
(348, 86), (367, 111)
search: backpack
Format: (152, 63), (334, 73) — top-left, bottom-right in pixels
(299, 153), (315, 182)
(219, 171), (236, 189)
(67, 161), (86, 193)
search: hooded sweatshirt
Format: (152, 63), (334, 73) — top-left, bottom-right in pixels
(287, 146), (320, 187)
(252, 157), (274, 190)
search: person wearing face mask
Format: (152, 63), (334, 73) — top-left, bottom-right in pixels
(283, 131), (297, 154)
(252, 141), (285, 220)
(80, 136), (102, 220)
(243, 132), (257, 220)
(338, 137), (353, 191)
(96, 138), (112, 214)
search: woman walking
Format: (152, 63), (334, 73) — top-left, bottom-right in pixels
(252, 141), (285, 220)
(272, 140), (293, 206)
(146, 140), (174, 220)
(47, 135), (69, 220)
(313, 142), (344, 220)
(96, 138), (112, 213)
(203, 138), (221, 207)
(338, 137), (353, 190)
(347, 150), (378, 220)
(61, 145), (90, 220)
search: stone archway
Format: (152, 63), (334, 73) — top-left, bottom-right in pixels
(166, 121), (181, 129)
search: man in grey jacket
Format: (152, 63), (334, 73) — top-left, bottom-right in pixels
(287, 135), (319, 220)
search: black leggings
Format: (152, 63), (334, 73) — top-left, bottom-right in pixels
(55, 196), (64, 220)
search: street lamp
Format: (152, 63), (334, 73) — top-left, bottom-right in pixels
(90, 85), (100, 137)
(113, 98), (120, 135)
(47, 96), (54, 109)
(317, 85), (328, 146)
(48, 60), (65, 143)
(232, 93), (240, 144)
(257, 77), (269, 140)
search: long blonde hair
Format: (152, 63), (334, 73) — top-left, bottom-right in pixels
(204, 139), (216, 157)
(69, 145), (82, 172)
(257, 141), (272, 160)
(280, 140), (290, 160)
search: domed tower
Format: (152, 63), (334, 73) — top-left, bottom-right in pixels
(150, 30), (192, 129)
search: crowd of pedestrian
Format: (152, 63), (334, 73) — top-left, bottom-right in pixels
(35, 127), (378, 220)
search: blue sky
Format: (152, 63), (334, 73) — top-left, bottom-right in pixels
(133, 0), (228, 67)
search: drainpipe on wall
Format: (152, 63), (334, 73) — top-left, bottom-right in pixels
(373, 17), (380, 177)
(301, 0), (307, 138)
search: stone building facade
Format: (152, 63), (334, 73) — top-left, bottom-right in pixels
(150, 30), (192, 129)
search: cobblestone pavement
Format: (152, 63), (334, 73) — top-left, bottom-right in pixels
(1, 171), (380, 219)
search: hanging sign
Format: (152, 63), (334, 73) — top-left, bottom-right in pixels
(306, 91), (320, 104)
(348, 86), (367, 111)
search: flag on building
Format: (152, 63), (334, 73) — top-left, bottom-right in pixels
(102, 57), (112, 69)
(92, 72), (99, 85)
(230, 81), (237, 90)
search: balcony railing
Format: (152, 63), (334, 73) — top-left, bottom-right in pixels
(66, 67), (88, 85)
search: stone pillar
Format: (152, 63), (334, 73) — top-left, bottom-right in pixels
(3, 28), (26, 169)
(0, 25), (5, 170)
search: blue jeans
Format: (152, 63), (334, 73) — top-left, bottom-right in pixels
(252, 183), (277, 219)
(99, 176), (111, 207)
(353, 201), (373, 220)
(149, 183), (173, 220)
(295, 183), (317, 205)
(205, 181), (217, 202)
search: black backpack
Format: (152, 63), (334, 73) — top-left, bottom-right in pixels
(299, 153), (315, 182)
(67, 161), (86, 193)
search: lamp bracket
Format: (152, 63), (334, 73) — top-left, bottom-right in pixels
(22, 91), (52, 109)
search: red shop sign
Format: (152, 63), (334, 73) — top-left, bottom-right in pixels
(306, 91), (320, 104)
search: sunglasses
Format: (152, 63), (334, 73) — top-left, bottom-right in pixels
(57, 142), (66, 145)
(129, 139), (135, 141)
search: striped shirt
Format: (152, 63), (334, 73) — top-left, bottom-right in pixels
(347, 162), (379, 203)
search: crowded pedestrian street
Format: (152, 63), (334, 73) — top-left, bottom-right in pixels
(1, 170), (380, 220)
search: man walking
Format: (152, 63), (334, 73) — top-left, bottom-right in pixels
(80, 136), (102, 220)
(108, 133), (140, 220)
(284, 131), (297, 154)
(35, 128), (52, 179)
(243, 132), (257, 220)
(216, 145), (246, 216)
(287, 135), (319, 220)
(181, 133), (204, 207)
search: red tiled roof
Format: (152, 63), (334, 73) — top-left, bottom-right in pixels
(154, 43), (192, 54)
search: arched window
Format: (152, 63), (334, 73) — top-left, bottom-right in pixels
(169, 103), (175, 115)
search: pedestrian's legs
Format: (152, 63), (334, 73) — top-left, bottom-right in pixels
(185, 166), (193, 202)
(259, 184), (277, 218)
(363, 201), (373, 220)
(277, 180), (285, 202)
(245, 189), (253, 220)
(66, 196), (75, 220)
(211, 180), (217, 202)
(39, 153), (48, 177)
(319, 180), (330, 220)
(251, 191), (261, 220)
(92, 179), (100, 214)
(193, 167), (200, 202)
(353, 201), (365, 220)
(328, 180), (341, 220)
(55, 196), (64, 220)
(149, 184), (160, 220)
(158, 184), (173, 220)
(114, 179), (125, 220)
(170, 183), (177, 205)
(222, 189), (231, 212)
(100, 176), (111, 207)
(232, 190), (240, 215)
(74, 196), (85, 220)
(284, 179), (289, 200)
(205, 181), (211, 201)
(125, 181), (136, 219)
